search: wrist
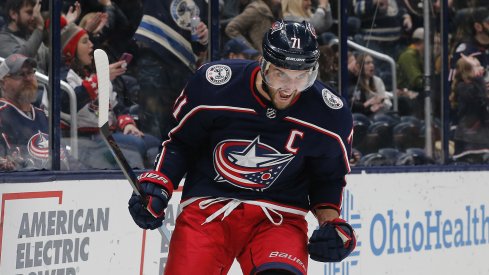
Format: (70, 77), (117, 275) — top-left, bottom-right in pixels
(117, 114), (135, 130)
(138, 171), (174, 198)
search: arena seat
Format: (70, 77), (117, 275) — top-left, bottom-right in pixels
(393, 121), (422, 150)
(352, 113), (371, 152)
(395, 148), (434, 165)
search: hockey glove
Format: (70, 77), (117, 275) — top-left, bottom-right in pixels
(128, 171), (173, 230)
(308, 218), (356, 262)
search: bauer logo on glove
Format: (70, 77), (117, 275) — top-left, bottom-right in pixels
(128, 171), (173, 230)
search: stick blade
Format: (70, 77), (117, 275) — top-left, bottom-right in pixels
(94, 49), (110, 128)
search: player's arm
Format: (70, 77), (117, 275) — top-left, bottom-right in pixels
(307, 155), (357, 263)
(307, 111), (356, 262)
(128, 69), (212, 229)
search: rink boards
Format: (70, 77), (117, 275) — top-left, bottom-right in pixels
(1, 170), (489, 275)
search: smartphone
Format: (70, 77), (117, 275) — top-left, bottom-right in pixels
(119, 53), (133, 65)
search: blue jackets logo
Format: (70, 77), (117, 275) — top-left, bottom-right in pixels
(213, 136), (294, 191)
(27, 131), (49, 160)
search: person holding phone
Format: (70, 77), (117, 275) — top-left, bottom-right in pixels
(60, 22), (160, 169)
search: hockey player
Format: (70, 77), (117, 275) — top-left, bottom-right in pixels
(128, 21), (356, 275)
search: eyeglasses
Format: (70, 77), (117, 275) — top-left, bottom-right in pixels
(7, 69), (37, 80)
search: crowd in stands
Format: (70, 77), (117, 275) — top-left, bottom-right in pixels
(0, 0), (488, 172)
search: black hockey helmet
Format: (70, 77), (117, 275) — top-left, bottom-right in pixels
(262, 20), (320, 70)
(261, 20), (320, 91)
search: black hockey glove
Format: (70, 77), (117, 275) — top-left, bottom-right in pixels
(308, 218), (356, 262)
(128, 171), (173, 230)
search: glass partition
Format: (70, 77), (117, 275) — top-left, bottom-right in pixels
(1, 0), (487, 173)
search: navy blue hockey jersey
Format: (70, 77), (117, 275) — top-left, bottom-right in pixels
(156, 60), (353, 212)
(0, 99), (51, 170)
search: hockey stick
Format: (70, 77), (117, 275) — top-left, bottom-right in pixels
(94, 49), (172, 242)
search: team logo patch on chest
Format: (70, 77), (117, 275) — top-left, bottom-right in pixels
(28, 131), (49, 160)
(213, 136), (294, 191)
(206, 64), (232, 85)
(322, 88), (343, 109)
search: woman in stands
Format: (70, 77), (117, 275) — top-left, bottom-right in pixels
(350, 53), (393, 117)
(450, 54), (489, 163)
(60, 22), (159, 169)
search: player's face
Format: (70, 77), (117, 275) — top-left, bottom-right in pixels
(264, 64), (310, 110)
(76, 34), (94, 66)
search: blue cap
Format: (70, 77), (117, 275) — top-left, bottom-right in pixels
(223, 38), (259, 58)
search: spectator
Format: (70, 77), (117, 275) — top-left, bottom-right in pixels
(396, 27), (425, 117)
(353, 0), (412, 56)
(85, 0), (140, 61)
(0, 54), (80, 171)
(225, 0), (282, 53)
(0, 0), (49, 74)
(353, 0), (413, 89)
(350, 53), (393, 117)
(317, 44), (338, 87)
(221, 0), (252, 26)
(222, 37), (260, 60)
(450, 54), (489, 161)
(346, 50), (360, 100)
(397, 27), (424, 92)
(282, 0), (333, 34)
(133, 0), (209, 139)
(60, 23), (159, 169)
(449, 7), (489, 93)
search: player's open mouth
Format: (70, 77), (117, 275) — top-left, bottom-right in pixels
(278, 90), (292, 100)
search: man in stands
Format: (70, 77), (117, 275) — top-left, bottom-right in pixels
(0, 0), (49, 74)
(0, 53), (78, 171)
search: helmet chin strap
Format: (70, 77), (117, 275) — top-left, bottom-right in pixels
(262, 79), (270, 94)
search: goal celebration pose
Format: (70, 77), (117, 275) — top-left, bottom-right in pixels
(128, 20), (356, 275)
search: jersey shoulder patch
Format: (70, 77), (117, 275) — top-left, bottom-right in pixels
(206, 64), (232, 85)
(321, 88), (343, 109)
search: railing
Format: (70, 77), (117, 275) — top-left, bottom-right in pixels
(0, 56), (78, 158)
(330, 38), (398, 111)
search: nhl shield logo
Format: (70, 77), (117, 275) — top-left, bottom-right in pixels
(213, 136), (294, 191)
(266, 108), (276, 119)
(206, 64), (232, 85)
(322, 88), (343, 109)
